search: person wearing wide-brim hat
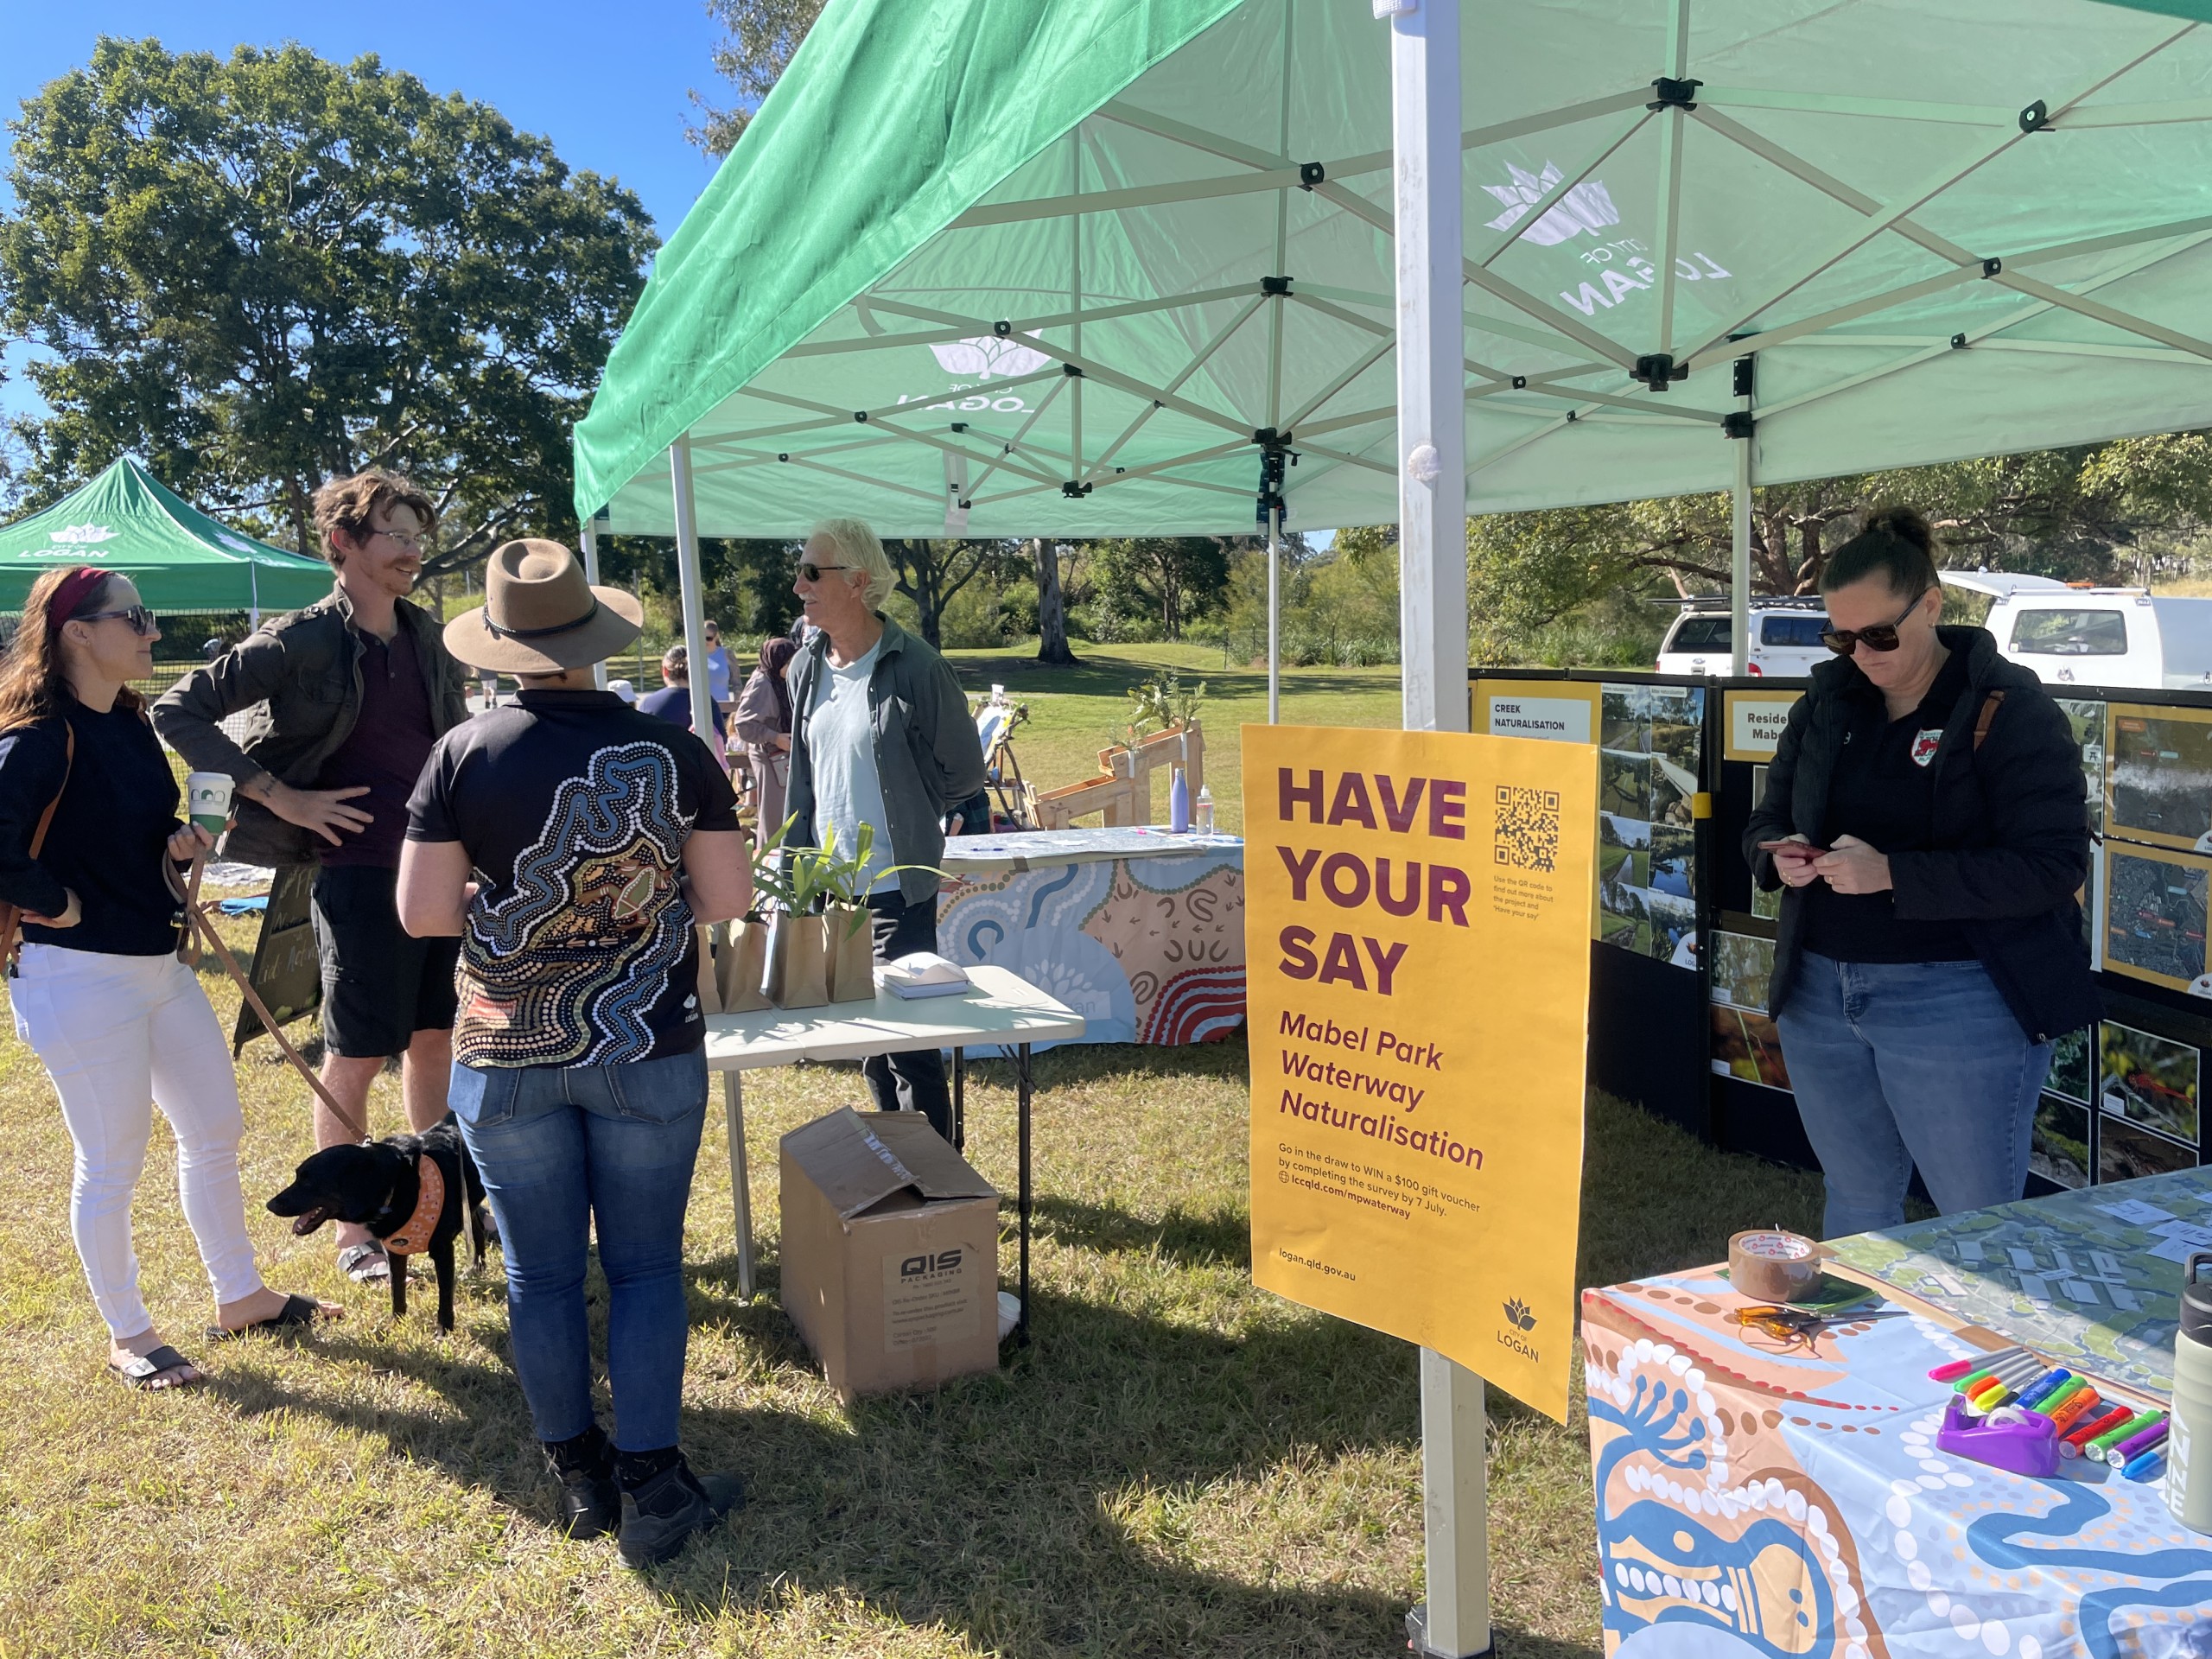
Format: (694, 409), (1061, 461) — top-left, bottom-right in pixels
(397, 539), (753, 1567)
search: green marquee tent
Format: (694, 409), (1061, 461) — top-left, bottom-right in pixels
(0, 456), (332, 613)
(575, 0), (2212, 543)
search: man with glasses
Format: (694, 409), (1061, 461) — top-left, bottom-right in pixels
(154, 469), (474, 1284)
(786, 518), (986, 1139)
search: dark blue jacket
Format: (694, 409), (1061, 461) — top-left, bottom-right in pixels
(1744, 625), (2097, 1043)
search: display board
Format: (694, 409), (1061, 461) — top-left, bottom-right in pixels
(1244, 724), (1594, 1421)
(1720, 687), (1803, 763)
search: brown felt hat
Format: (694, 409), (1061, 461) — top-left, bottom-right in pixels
(444, 539), (643, 673)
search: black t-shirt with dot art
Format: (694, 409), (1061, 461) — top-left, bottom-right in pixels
(407, 690), (739, 1068)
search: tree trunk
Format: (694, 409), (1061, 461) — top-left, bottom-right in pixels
(1034, 538), (1077, 664)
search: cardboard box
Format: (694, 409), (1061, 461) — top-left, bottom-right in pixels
(779, 1108), (1001, 1400)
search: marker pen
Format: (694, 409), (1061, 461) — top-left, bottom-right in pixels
(2122, 1450), (2166, 1482)
(2018, 1370), (2073, 1410)
(2060, 1406), (2133, 1458)
(2047, 1388), (2102, 1434)
(2107, 1419), (2169, 1467)
(2087, 1411), (2162, 1460)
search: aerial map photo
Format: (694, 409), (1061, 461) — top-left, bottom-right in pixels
(2103, 845), (2211, 990)
(2107, 704), (2212, 849)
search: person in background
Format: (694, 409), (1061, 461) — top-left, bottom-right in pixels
(1745, 506), (2095, 1236)
(398, 541), (753, 1566)
(785, 519), (987, 1139)
(155, 469), (474, 1286)
(732, 636), (797, 839)
(702, 620), (734, 739)
(638, 645), (728, 746)
(2, 568), (338, 1393)
(608, 680), (638, 705)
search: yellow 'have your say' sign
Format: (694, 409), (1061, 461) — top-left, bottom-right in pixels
(1244, 724), (1596, 1421)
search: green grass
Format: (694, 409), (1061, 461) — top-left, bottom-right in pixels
(938, 641), (1405, 835)
(0, 907), (1823, 1656)
(4, 650), (1836, 1654)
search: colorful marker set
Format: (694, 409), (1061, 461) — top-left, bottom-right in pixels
(1927, 1351), (2170, 1480)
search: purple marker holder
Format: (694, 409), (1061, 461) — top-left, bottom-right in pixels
(1935, 1395), (2061, 1478)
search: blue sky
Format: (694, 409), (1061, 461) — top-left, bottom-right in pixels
(1, 2), (730, 426)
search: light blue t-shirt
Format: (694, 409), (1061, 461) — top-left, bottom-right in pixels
(808, 640), (897, 893)
(704, 646), (733, 703)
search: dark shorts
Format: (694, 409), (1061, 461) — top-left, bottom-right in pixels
(311, 863), (460, 1058)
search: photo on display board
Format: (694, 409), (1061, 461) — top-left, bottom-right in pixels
(2107, 704), (2212, 849)
(2097, 1115), (2199, 1184)
(1745, 764), (1784, 921)
(1710, 1003), (1792, 1091)
(2101, 843), (2212, 993)
(2055, 699), (2106, 837)
(1709, 931), (1774, 1013)
(2098, 1019), (2202, 1146)
(1593, 684), (1705, 963)
(2046, 1025), (2094, 1103)
(2031, 1092), (2091, 1190)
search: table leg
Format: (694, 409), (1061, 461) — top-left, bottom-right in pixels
(953, 1047), (967, 1151)
(1017, 1041), (1032, 1346)
(722, 1070), (753, 1300)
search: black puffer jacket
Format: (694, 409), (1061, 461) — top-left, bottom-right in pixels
(1744, 626), (2096, 1043)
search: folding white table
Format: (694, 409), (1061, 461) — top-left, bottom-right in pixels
(702, 964), (1084, 1342)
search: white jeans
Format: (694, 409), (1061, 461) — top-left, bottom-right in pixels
(10, 944), (265, 1338)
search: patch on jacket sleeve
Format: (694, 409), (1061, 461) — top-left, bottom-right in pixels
(1910, 729), (1942, 767)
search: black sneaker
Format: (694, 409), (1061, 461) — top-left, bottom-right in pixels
(543, 1430), (619, 1540)
(617, 1459), (744, 1568)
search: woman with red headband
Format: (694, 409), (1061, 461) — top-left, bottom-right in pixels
(0, 567), (336, 1391)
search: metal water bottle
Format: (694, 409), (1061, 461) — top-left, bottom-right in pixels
(1168, 763), (1191, 832)
(2171, 1251), (2212, 1532)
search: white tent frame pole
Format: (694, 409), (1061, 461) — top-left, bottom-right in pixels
(1391, 4), (1485, 1656)
(1267, 506), (1281, 724)
(581, 519), (607, 690)
(1732, 359), (1753, 677)
(670, 435), (715, 748)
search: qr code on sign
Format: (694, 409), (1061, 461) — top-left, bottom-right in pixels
(1494, 785), (1560, 871)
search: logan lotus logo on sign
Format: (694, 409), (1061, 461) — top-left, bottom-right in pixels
(1482, 157), (1737, 317)
(29, 521), (118, 557)
(1483, 161), (1620, 245)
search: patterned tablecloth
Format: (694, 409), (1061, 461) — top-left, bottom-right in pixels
(935, 835), (1244, 1047)
(1584, 1224), (2212, 1657)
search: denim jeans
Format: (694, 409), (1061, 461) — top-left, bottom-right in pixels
(1776, 953), (2050, 1236)
(864, 891), (952, 1140)
(448, 1047), (707, 1451)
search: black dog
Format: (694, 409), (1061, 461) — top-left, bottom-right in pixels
(269, 1114), (488, 1332)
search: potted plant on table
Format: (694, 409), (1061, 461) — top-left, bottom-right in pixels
(810, 823), (943, 1003)
(705, 815), (796, 1013)
(750, 817), (833, 1010)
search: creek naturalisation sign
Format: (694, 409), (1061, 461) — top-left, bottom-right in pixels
(1244, 724), (1595, 1421)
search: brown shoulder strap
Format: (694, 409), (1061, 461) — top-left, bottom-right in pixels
(1972, 690), (2006, 751)
(3, 721), (75, 969)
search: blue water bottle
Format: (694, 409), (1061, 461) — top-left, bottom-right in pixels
(1169, 763), (1191, 832)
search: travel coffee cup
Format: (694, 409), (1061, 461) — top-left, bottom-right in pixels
(185, 772), (233, 837)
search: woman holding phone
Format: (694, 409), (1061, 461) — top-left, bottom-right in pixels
(0, 566), (335, 1392)
(1744, 508), (2094, 1235)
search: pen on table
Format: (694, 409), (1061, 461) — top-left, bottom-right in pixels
(2016, 1369), (2072, 1410)
(2106, 1417), (2169, 1467)
(2060, 1406), (2134, 1457)
(2085, 1410), (2160, 1460)
(2123, 1450), (2166, 1482)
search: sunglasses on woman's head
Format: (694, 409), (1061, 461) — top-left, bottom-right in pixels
(1820, 591), (1927, 655)
(75, 605), (158, 637)
(796, 562), (853, 582)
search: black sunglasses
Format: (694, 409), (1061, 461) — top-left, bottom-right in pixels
(796, 562), (855, 583)
(1821, 591), (1927, 655)
(74, 605), (159, 637)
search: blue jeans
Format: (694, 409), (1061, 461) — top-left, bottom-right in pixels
(1776, 954), (2050, 1237)
(448, 1048), (707, 1451)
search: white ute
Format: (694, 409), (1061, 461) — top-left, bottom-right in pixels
(1940, 571), (2212, 690)
(1655, 597), (1833, 678)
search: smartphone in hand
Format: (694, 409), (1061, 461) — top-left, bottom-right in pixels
(1758, 838), (1827, 857)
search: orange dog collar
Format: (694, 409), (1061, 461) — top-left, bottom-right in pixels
(385, 1158), (446, 1255)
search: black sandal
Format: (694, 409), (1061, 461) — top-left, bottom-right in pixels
(108, 1344), (201, 1390)
(208, 1293), (333, 1342)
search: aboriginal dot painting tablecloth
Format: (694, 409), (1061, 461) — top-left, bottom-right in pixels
(1584, 1266), (2212, 1659)
(936, 838), (1244, 1048)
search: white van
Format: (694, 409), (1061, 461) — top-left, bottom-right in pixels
(1656, 598), (1833, 678)
(1940, 572), (2212, 690)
